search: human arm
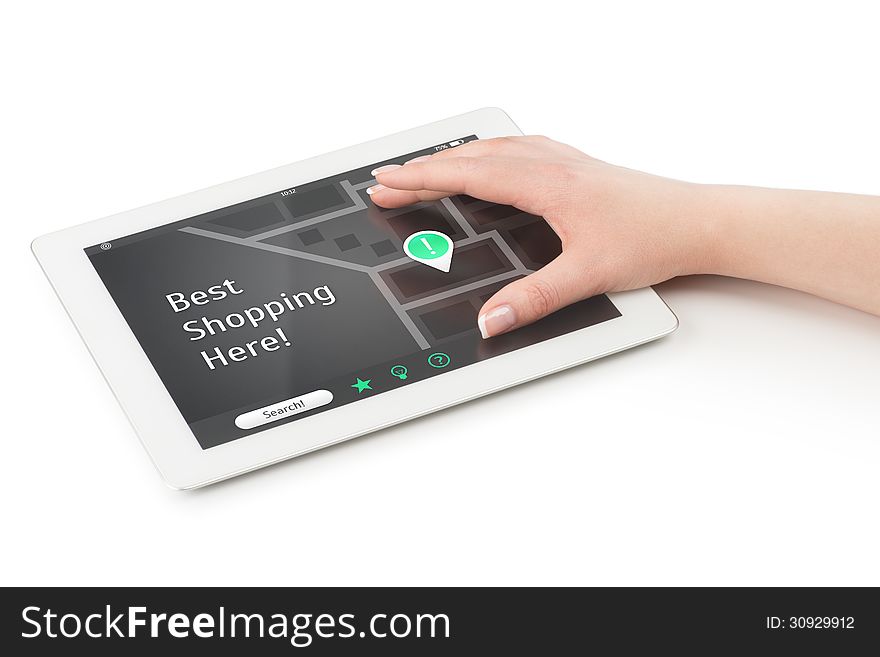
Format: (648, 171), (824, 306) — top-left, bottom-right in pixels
(368, 137), (880, 337)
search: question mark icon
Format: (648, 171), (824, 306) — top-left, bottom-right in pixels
(427, 352), (451, 369)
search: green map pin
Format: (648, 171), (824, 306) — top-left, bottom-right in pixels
(403, 230), (454, 272)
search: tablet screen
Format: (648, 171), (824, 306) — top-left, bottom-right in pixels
(86, 138), (621, 448)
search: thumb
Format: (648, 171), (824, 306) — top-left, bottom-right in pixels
(477, 252), (592, 338)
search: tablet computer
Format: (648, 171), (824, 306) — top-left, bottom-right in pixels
(33, 108), (678, 489)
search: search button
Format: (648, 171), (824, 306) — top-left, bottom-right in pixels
(235, 390), (333, 430)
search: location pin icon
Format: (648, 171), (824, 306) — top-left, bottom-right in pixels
(403, 230), (454, 272)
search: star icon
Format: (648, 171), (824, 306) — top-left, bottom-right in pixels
(351, 377), (373, 393)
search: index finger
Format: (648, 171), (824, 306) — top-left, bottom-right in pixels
(422, 136), (546, 162)
(374, 156), (545, 215)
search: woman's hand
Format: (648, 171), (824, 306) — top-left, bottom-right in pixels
(369, 136), (880, 336)
(368, 136), (714, 337)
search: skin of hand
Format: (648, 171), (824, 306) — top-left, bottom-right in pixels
(368, 136), (880, 337)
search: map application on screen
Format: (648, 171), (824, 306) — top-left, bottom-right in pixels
(86, 137), (621, 448)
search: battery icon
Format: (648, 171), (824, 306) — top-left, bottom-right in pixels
(448, 140), (464, 147)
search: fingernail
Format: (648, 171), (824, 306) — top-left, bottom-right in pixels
(477, 305), (516, 338)
(370, 164), (401, 176)
(366, 184), (386, 195)
(405, 155), (431, 165)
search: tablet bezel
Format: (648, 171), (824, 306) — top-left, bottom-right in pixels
(33, 107), (678, 489)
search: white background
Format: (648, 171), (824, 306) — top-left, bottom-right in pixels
(2, 1), (878, 586)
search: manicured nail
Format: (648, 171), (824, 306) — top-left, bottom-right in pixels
(366, 184), (386, 195)
(405, 155), (431, 165)
(370, 164), (401, 176)
(477, 305), (516, 338)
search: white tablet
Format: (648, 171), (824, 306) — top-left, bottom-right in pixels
(33, 108), (677, 489)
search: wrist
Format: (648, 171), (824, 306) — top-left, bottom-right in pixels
(664, 181), (733, 278)
(680, 183), (755, 279)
